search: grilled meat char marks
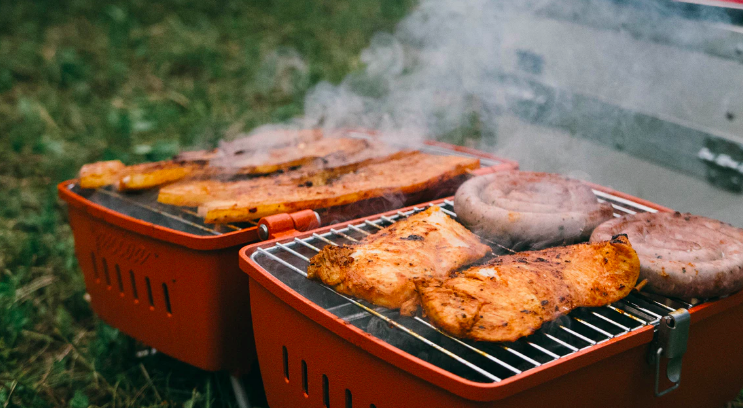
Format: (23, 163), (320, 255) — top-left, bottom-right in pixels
(454, 171), (614, 250)
(415, 235), (640, 342)
(216, 128), (322, 156)
(207, 137), (373, 175)
(198, 152), (480, 223)
(591, 212), (743, 299)
(158, 148), (409, 208)
(307, 206), (490, 315)
(78, 135), (375, 191)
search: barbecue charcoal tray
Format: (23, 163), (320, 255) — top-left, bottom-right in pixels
(58, 140), (517, 372)
(240, 189), (743, 408)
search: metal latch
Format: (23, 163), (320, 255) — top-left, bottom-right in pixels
(648, 308), (690, 397)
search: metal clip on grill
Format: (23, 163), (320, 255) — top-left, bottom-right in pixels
(650, 309), (691, 397)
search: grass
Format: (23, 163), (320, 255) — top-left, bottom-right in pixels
(0, 0), (415, 406)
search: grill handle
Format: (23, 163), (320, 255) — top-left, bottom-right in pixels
(258, 210), (321, 240)
(648, 308), (690, 397)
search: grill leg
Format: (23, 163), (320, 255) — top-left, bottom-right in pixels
(230, 374), (252, 408)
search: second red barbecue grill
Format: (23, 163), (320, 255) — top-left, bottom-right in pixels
(240, 189), (743, 407)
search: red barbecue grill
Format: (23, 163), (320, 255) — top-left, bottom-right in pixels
(240, 189), (743, 408)
(58, 138), (517, 373)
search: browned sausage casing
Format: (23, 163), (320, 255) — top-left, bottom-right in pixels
(590, 212), (743, 299)
(454, 171), (614, 250)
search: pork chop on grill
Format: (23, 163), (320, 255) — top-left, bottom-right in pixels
(158, 146), (405, 207)
(79, 159), (204, 191)
(217, 128), (323, 156)
(116, 161), (204, 191)
(307, 206), (490, 314)
(207, 137), (373, 174)
(414, 235), (640, 342)
(172, 148), (222, 163)
(591, 212), (743, 299)
(454, 171), (614, 250)
(77, 136), (379, 191)
(198, 152), (480, 223)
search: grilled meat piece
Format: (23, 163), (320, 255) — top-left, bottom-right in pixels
(173, 148), (222, 163)
(77, 136), (378, 191)
(454, 171), (614, 250)
(158, 145), (404, 207)
(79, 160), (126, 189)
(198, 153), (480, 223)
(173, 129), (323, 163)
(307, 206), (490, 314)
(415, 235), (639, 342)
(116, 161), (203, 191)
(79, 159), (201, 191)
(208, 137), (372, 174)
(218, 128), (323, 156)
(591, 212), (743, 299)
(78, 159), (202, 191)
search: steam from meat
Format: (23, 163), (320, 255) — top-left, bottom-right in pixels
(454, 171), (613, 250)
(591, 212), (743, 299)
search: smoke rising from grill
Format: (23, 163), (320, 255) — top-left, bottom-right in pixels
(255, 0), (737, 156)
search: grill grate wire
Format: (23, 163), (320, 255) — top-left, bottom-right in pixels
(251, 192), (696, 383)
(93, 187), (255, 235)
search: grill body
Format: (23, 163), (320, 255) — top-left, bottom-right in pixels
(62, 191), (258, 371)
(59, 141), (517, 372)
(240, 192), (743, 407)
(247, 280), (743, 408)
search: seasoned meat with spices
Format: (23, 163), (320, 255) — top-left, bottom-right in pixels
(79, 160), (126, 189)
(198, 153), (480, 223)
(217, 128), (322, 156)
(208, 137), (373, 174)
(307, 206), (490, 315)
(77, 136), (380, 191)
(415, 235), (639, 342)
(159, 149), (410, 208)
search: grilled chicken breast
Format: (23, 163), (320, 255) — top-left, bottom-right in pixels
(307, 206), (490, 314)
(198, 153), (480, 223)
(415, 235), (640, 342)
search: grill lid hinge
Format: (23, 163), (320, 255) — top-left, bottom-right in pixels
(648, 308), (690, 397)
(258, 210), (321, 240)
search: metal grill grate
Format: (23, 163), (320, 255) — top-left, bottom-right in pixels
(74, 185), (254, 236)
(250, 193), (696, 383)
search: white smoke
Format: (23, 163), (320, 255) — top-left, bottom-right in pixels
(271, 0), (738, 153)
(296, 1), (509, 146)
